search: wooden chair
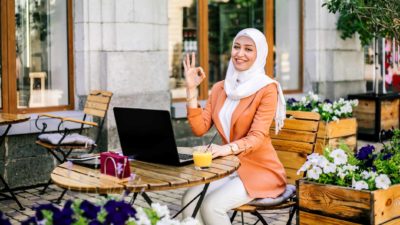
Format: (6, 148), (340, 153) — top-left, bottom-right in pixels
(35, 90), (113, 196)
(231, 110), (321, 225)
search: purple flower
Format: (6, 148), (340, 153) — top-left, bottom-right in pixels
(80, 200), (101, 220)
(89, 220), (103, 225)
(287, 98), (297, 105)
(53, 201), (74, 225)
(356, 145), (375, 160)
(34, 203), (60, 221)
(104, 200), (136, 225)
(0, 212), (11, 225)
(383, 153), (393, 160)
(323, 99), (332, 104)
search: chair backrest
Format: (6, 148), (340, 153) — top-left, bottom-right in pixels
(83, 90), (113, 118)
(270, 110), (321, 185)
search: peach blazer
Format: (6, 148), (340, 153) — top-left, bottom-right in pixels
(187, 81), (286, 198)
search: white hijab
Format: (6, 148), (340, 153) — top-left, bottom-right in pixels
(219, 28), (286, 141)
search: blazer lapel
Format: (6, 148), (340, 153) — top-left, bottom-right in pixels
(229, 93), (257, 142)
(212, 87), (228, 143)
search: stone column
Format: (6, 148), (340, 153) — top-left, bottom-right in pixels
(304, 0), (366, 100)
(74, 0), (169, 149)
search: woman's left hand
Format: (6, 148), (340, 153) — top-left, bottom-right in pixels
(210, 144), (231, 158)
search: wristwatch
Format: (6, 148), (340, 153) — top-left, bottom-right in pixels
(229, 144), (239, 155)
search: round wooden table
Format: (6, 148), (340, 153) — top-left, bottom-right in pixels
(51, 155), (240, 217)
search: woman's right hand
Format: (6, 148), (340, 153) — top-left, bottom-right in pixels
(183, 52), (206, 90)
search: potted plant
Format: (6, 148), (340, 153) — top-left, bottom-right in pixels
(287, 92), (358, 153)
(297, 129), (400, 224)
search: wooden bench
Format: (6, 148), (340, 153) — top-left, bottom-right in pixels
(232, 110), (321, 225)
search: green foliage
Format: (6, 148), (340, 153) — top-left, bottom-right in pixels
(322, 0), (400, 46)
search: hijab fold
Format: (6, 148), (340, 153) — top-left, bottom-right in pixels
(221, 28), (286, 138)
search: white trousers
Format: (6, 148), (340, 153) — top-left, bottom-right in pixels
(182, 173), (253, 225)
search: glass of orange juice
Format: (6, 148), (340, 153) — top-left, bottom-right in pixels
(193, 150), (212, 170)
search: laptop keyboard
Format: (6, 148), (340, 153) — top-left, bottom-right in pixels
(178, 153), (193, 161)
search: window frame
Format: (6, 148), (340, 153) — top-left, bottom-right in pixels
(1, 0), (74, 114)
(196, 0), (303, 100)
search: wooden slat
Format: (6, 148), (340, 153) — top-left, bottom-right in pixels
(314, 135), (357, 154)
(285, 168), (303, 185)
(277, 151), (307, 170)
(63, 117), (98, 127)
(130, 166), (188, 186)
(84, 108), (106, 118)
(132, 160), (217, 180)
(51, 173), (98, 192)
(271, 129), (316, 143)
(90, 90), (113, 97)
(36, 140), (91, 150)
(373, 183), (400, 224)
(354, 100), (375, 113)
(85, 101), (109, 111)
(286, 110), (321, 121)
(272, 119), (319, 132)
(317, 118), (357, 139)
(298, 180), (371, 223)
(272, 139), (314, 154)
(86, 95), (111, 104)
(299, 211), (362, 225)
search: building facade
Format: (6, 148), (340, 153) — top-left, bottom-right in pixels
(0, 0), (366, 188)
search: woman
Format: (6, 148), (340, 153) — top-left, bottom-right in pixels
(181, 28), (287, 225)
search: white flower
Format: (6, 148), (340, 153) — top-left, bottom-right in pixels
(300, 96), (307, 103)
(332, 116), (339, 121)
(361, 171), (377, 180)
(375, 174), (391, 190)
(318, 157), (330, 168)
(312, 108), (319, 112)
(330, 148), (348, 165)
(343, 165), (358, 172)
(352, 180), (369, 190)
(311, 93), (319, 102)
(351, 99), (359, 106)
(307, 166), (322, 180)
(337, 167), (348, 179)
(322, 103), (333, 113)
(152, 203), (170, 219)
(135, 208), (152, 225)
(297, 161), (313, 175)
(156, 217), (181, 225)
(323, 162), (336, 174)
(181, 217), (201, 225)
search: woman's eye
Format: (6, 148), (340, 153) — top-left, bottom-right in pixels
(234, 45), (240, 49)
(246, 48), (253, 52)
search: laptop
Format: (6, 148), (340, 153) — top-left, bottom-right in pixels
(113, 107), (194, 166)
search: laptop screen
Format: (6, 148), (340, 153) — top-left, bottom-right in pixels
(113, 107), (181, 165)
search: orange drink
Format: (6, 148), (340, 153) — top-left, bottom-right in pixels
(193, 151), (212, 170)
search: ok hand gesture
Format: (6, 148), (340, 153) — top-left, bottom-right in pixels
(183, 52), (206, 90)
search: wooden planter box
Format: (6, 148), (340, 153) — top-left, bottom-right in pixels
(297, 180), (400, 225)
(315, 118), (357, 154)
(348, 93), (400, 142)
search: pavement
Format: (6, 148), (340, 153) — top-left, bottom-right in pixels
(0, 140), (380, 225)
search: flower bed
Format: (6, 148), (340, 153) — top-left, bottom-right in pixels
(297, 130), (400, 224)
(287, 92), (358, 153)
(0, 198), (198, 225)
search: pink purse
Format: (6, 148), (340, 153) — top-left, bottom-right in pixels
(100, 152), (131, 179)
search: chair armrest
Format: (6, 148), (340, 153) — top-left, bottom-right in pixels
(62, 118), (98, 127)
(38, 113), (64, 120)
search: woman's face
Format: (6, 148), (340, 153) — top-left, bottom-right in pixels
(231, 36), (257, 71)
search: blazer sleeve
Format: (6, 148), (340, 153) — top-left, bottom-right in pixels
(186, 86), (217, 136)
(232, 84), (278, 154)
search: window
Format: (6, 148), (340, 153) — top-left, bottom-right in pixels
(168, 0), (303, 102)
(0, 0), (74, 113)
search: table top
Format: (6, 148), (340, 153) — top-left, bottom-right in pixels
(0, 113), (30, 125)
(51, 155), (240, 194)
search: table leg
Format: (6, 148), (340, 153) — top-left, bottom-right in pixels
(0, 124), (24, 210)
(191, 183), (209, 218)
(141, 192), (153, 206)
